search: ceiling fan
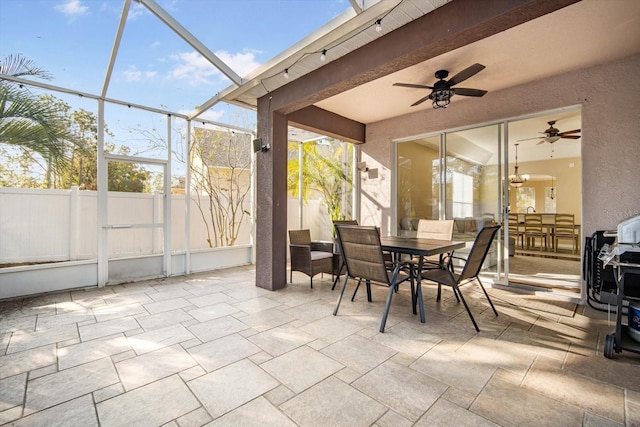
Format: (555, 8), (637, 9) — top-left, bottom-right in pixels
(518, 120), (581, 144)
(393, 63), (488, 109)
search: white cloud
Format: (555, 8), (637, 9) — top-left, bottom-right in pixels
(122, 66), (156, 82)
(178, 108), (225, 123)
(123, 67), (142, 82)
(198, 110), (226, 122)
(169, 51), (216, 85)
(127, 2), (147, 20)
(215, 50), (261, 77)
(54, 0), (89, 19)
(168, 50), (261, 86)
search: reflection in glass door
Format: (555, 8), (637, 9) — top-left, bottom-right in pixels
(396, 135), (441, 235)
(443, 124), (504, 282)
(394, 108), (583, 295)
(394, 124), (505, 281)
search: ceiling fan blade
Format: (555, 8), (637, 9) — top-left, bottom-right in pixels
(393, 83), (433, 89)
(559, 129), (581, 135)
(410, 94), (433, 107)
(448, 63), (485, 86)
(452, 88), (487, 97)
(536, 140), (546, 145)
(516, 136), (544, 142)
(560, 135), (581, 139)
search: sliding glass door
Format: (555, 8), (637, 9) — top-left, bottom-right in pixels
(395, 124), (505, 281)
(443, 124), (504, 280)
(394, 107), (583, 294)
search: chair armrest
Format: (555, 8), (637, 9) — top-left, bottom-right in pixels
(289, 244), (312, 258)
(442, 252), (467, 273)
(289, 244), (312, 270)
(311, 241), (334, 253)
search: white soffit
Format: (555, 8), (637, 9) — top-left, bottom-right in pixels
(213, 0), (450, 116)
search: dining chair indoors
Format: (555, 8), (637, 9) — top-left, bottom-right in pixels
(333, 225), (418, 333)
(554, 213), (579, 254)
(421, 225), (501, 332)
(508, 213), (524, 248)
(524, 213), (547, 251)
(288, 229), (334, 288)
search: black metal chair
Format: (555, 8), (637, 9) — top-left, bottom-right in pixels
(288, 229), (334, 288)
(333, 225), (418, 333)
(331, 220), (359, 290)
(421, 225), (501, 332)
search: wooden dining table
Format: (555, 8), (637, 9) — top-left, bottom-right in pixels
(378, 236), (466, 329)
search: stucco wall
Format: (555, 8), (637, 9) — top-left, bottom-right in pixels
(362, 53), (640, 238)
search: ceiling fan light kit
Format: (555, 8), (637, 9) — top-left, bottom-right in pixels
(393, 63), (488, 109)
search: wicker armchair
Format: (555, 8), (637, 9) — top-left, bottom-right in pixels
(288, 229), (334, 288)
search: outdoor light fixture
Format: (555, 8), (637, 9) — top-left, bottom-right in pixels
(375, 19), (382, 32)
(510, 143), (527, 188)
(320, 49), (327, 62)
(283, 68), (289, 79)
(431, 88), (453, 109)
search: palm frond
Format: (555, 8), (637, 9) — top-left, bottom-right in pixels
(0, 54), (52, 80)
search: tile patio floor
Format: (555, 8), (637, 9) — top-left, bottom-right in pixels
(1, 266), (639, 426)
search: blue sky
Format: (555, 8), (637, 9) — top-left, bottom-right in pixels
(0, 0), (351, 127)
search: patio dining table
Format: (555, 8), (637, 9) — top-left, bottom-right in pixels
(378, 236), (465, 328)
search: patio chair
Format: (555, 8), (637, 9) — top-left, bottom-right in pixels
(421, 225), (500, 332)
(333, 225), (416, 333)
(416, 219), (455, 265)
(401, 219), (455, 275)
(288, 229), (334, 288)
(331, 220), (359, 290)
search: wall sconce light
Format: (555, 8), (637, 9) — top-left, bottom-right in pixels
(357, 162), (369, 172)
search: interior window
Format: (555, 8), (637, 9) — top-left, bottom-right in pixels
(544, 187), (557, 213)
(516, 187), (535, 212)
(452, 171), (473, 217)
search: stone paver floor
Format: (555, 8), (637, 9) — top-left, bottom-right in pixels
(1, 266), (639, 426)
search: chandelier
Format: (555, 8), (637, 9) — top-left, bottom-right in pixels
(510, 143), (527, 188)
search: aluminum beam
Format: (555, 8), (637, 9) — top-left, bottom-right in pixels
(102, 0), (131, 98)
(139, 0), (242, 86)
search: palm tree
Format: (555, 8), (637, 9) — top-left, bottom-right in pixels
(287, 139), (353, 222)
(0, 54), (71, 185)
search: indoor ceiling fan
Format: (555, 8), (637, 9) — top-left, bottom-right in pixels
(518, 120), (581, 144)
(393, 63), (488, 109)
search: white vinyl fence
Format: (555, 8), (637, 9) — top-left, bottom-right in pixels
(0, 187), (252, 265)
